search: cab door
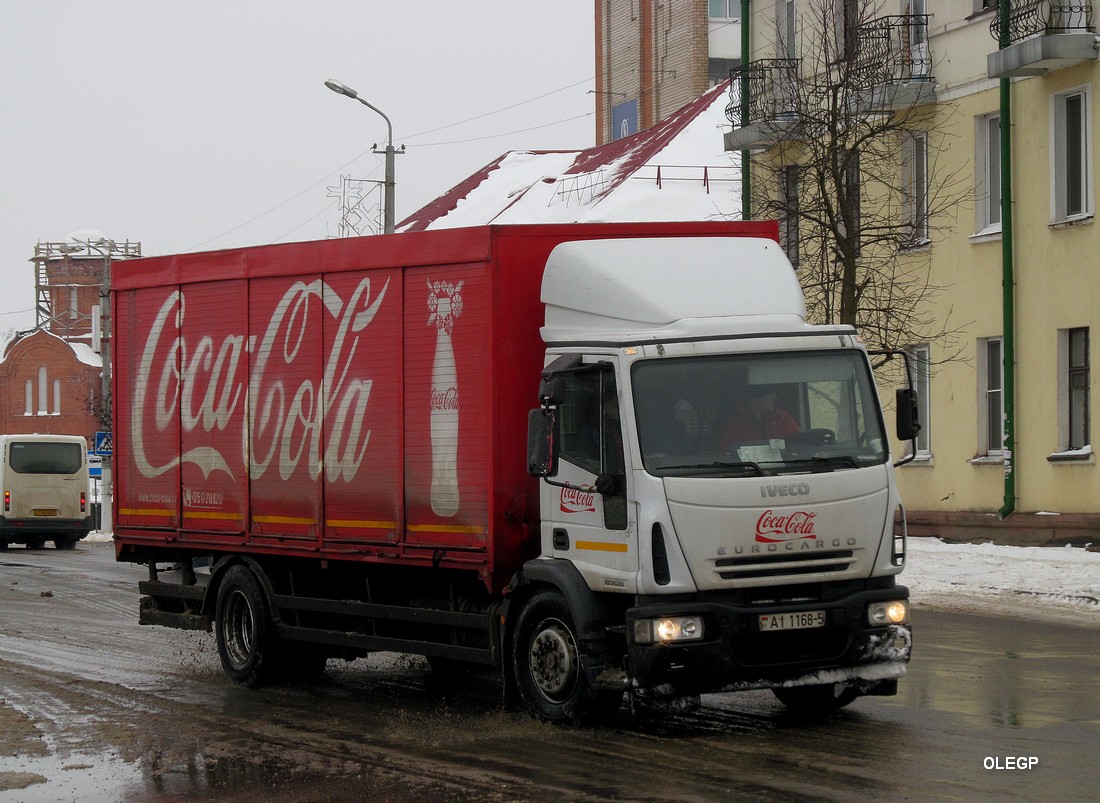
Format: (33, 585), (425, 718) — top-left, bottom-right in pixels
(539, 362), (637, 585)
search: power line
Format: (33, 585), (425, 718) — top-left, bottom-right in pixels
(400, 77), (593, 141)
(187, 77), (594, 252)
(414, 112), (594, 147)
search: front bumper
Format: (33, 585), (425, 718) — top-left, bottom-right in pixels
(625, 584), (911, 699)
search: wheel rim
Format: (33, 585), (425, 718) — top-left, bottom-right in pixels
(223, 589), (256, 669)
(528, 617), (579, 703)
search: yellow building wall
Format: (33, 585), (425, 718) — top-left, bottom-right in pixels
(897, 53), (1100, 516)
(739, 1), (1100, 526)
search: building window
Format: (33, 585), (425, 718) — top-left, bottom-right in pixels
(26, 366), (61, 416)
(978, 337), (1004, 455)
(780, 164), (800, 266)
(903, 132), (929, 245)
(842, 149), (861, 256)
(909, 344), (931, 457)
(1066, 327), (1090, 450)
(709, 0), (738, 19)
(976, 112), (1001, 233)
(777, 0), (797, 59)
(1052, 88), (1091, 222)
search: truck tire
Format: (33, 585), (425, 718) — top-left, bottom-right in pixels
(772, 683), (860, 712)
(512, 589), (622, 723)
(215, 565), (280, 687)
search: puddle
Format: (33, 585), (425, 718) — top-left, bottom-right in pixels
(0, 750), (143, 801)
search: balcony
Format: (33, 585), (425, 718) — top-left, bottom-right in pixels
(724, 59), (800, 151)
(988, 1), (1097, 77)
(855, 15), (938, 112)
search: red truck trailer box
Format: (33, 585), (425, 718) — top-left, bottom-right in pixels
(112, 221), (774, 592)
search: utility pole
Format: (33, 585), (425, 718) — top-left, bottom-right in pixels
(325, 79), (405, 233)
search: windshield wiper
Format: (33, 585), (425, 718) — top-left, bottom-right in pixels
(784, 455), (861, 471)
(668, 460), (766, 476)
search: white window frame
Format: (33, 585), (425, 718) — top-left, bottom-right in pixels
(977, 337), (1004, 457)
(903, 131), (929, 247)
(975, 112), (1002, 235)
(709, 0), (738, 20)
(1057, 327), (1090, 452)
(780, 164), (800, 267)
(1051, 87), (1093, 224)
(777, 0), (797, 59)
(909, 344), (931, 458)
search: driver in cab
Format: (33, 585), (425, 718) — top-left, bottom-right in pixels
(718, 385), (800, 448)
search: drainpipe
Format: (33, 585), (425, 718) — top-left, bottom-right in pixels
(997, 0), (1016, 519)
(741, 0), (751, 220)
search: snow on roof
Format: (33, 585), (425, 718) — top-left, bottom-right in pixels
(0, 328), (102, 368)
(398, 80), (740, 232)
(70, 340), (104, 368)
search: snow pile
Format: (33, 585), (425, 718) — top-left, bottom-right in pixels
(906, 537), (1100, 624)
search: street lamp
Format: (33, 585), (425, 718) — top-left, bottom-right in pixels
(325, 78), (399, 234)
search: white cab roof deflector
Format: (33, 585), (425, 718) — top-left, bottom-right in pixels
(540, 237), (816, 344)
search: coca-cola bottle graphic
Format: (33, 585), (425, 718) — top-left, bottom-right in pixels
(427, 279), (463, 517)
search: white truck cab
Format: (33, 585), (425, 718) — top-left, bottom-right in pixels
(523, 237), (914, 715)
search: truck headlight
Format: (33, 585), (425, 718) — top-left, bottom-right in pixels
(867, 600), (909, 626)
(633, 616), (704, 645)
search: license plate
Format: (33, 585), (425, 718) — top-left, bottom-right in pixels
(32, 508), (59, 517)
(758, 610), (826, 632)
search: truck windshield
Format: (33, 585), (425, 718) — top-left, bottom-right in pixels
(8, 442), (83, 475)
(631, 350), (888, 477)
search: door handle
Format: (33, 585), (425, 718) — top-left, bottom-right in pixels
(552, 528), (569, 550)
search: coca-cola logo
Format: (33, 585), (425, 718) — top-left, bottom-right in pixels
(131, 277), (389, 483)
(430, 387), (459, 411)
(755, 509), (817, 543)
(560, 486), (596, 514)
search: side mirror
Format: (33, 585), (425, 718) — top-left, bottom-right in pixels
(527, 408), (559, 477)
(896, 387), (921, 441)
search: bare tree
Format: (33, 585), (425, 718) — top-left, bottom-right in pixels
(736, 0), (969, 361)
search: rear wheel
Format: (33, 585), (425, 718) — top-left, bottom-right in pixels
(512, 589), (622, 723)
(773, 683), (860, 712)
(215, 565), (280, 687)
(54, 537), (78, 550)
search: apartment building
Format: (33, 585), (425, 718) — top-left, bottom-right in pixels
(594, 0), (742, 144)
(723, 0), (1099, 544)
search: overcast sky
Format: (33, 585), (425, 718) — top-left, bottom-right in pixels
(0, 2), (595, 333)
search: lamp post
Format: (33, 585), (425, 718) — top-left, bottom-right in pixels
(325, 78), (398, 234)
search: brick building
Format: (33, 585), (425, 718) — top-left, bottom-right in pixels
(0, 231), (139, 442)
(594, 0), (741, 144)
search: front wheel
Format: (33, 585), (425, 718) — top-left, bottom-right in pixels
(215, 564), (280, 687)
(512, 589), (621, 723)
(773, 682), (860, 712)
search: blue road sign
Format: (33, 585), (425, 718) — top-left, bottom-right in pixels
(94, 431), (113, 455)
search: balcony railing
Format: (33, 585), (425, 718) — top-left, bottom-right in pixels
(855, 15), (933, 84)
(990, 1), (1093, 44)
(725, 59), (800, 127)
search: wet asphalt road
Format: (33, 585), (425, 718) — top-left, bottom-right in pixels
(1, 542), (1098, 802)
